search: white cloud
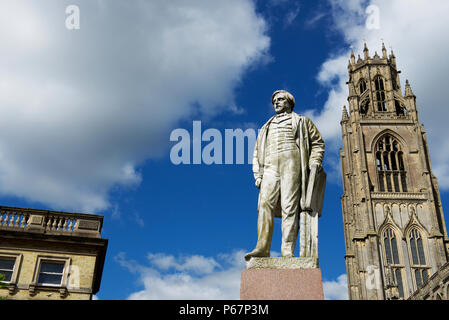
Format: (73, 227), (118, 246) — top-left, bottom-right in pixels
(116, 250), (348, 300)
(0, 0), (270, 212)
(323, 274), (349, 300)
(309, 0), (449, 187)
(146, 253), (220, 275)
(115, 250), (245, 300)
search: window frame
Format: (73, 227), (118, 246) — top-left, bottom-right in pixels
(374, 76), (387, 112)
(406, 228), (431, 291)
(0, 252), (22, 285)
(375, 134), (408, 192)
(32, 256), (71, 288)
(381, 227), (406, 298)
(359, 79), (367, 95)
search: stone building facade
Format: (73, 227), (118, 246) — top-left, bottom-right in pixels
(0, 206), (108, 300)
(340, 43), (449, 300)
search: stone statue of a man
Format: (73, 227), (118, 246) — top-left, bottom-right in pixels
(245, 90), (325, 260)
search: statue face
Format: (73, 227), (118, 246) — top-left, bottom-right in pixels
(272, 93), (291, 114)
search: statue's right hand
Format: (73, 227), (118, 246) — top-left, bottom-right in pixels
(255, 178), (262, 189)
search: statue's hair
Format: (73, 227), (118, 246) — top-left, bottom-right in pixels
(271, 90), (295, 110)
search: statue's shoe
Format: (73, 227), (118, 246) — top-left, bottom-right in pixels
(244, 249), (269, 261)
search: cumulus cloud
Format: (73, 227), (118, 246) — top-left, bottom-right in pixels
(323, 274), (348, 300)
(0, 0), (270, 212)
(116, 250), (348, 300)
(115, 250), (245, 300)
(309, 0), (449, 187)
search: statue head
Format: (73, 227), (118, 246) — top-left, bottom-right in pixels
(271, 90), (295, 114)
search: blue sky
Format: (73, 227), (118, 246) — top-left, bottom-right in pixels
(1, 0), (449, 300)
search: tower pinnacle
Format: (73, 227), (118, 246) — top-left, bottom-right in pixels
(363, 41), (370, 60)
(342, 105), (349, 122)
(405, 79), (415, 97)
(382, 42), (387, 58)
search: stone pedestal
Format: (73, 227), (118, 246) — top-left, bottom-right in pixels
(240, 258), (324, 300)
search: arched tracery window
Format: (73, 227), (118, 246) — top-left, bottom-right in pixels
(375, 135), (407, 192)
(374, 76), (387, 112)
(409, 229), (429, 289)
(383, 228), (404, 298)
(384, 228), (400, 265)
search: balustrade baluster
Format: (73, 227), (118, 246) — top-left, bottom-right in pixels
(46, 216), (52, 230)
(20, 213), (26, 228)
(51, 216), (56, 230)
(63, 218), (68, 231)
(0, 211), (3, 226)
(57, 217), (63, 230)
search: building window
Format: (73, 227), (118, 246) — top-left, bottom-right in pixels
(384, 228), (400, 265)
(0, 253), (22, 285)
(374, 76), (387, 111)
(0, 257), (15, 282)
(383, 228), (405, 298)
(359, 79), (367, 94)
(410, 229), (426, 265)
(409, 229), (429, 290)
(32, 256), (71, 289)
(37, 261), (65, 286)
(376, 135), (407, 192)
(394, 268), (405, 298)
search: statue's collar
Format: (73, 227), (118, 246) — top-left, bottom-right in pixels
(275, 111), (292, 118)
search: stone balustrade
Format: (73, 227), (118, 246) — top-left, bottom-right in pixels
(0, 206), (103, 238)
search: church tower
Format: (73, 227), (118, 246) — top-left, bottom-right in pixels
(340, 43), (449, 300)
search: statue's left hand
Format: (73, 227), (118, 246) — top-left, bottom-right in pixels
(309, 163), (321, 171)
(255, 178), (262, 189)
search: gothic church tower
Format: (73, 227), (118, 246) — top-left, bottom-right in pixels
(340, 43), (449, 300)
